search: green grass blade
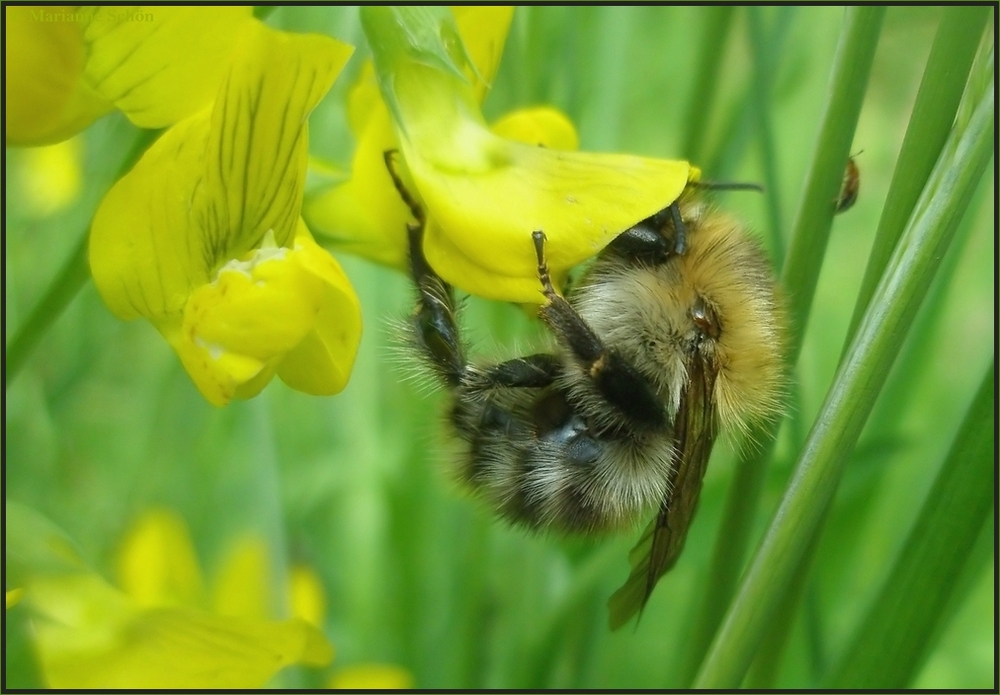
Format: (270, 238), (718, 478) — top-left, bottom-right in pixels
(703, 10), (795, 182)
(577, 6), (634, 151)
(4, 234), (90, 389)
(843, 6), (992, 349)
(692, 55), (994, 690)
(742, 15), (992, 686)
(680, 6), (735, 162)
(677, 8), (885, 686)
(866, 162), (991, 436)
(825, 360), (995, 688)
(741, 159), (992, 689)
(781, 6), (886, 365)
(4, 128), (159, 390)
(747, 6), (793, 269)
(740, 533), (819, 688)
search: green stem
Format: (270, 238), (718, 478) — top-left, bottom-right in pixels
(4, 234), (90, 389)
(5, 127), (159, 390)
(522, 543), (620, 688)
(578, 6), (634, 151)
(824, 360), (995, 688)
(680, 6), (735, 162)
(781, 6), (886, 366)
(693, 59), (993, 690)
(741, 527), (820, 688)
(704, 11), (794, 183)
(677, 7), (885, 686)
(743, 14), (992, 686)
(842, 6), (992, 351)
(748, 6), (795, 270)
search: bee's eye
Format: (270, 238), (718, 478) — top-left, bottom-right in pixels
(691, 297), (720, 340)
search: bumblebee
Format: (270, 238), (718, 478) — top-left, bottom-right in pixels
(394, 158), (786, 628)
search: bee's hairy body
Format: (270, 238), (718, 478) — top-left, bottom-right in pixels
(408, 198), (785, 537)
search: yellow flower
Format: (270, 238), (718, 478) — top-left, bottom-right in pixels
(18, 136), (84, 216)
(89, 20), (361, 406)
(5, 5), (111, 146)
(7, 503), (334, 689)
(324, 7), (697, 304)
(305, 7), (579, 275)
(5, 6), (255, 146)
(330, 663), (415, 689)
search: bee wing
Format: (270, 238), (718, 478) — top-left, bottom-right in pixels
(608, 355), (719, 630)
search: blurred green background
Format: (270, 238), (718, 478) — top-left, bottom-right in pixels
(5, 6), (993, 689)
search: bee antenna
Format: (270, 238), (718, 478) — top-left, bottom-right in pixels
(692, 180), (765, 194)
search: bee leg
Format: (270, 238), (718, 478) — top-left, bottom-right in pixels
(531, 231), (665, 428)
(407, 224), (466, 388)
(383, 149), (424, 224)
(386, 150), (466, 388)
(465, 353), (563, 392)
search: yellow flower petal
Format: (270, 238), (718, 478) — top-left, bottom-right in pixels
(490, 106), (579, 150)
(91, 23), (354, 321)
(166, 310), (273, 407)
(306, 107), (580, 277)
(81, 6), (254, 128)
(4, 6), (113, 146)
(304, 102), (413, 269)
(195, 21), (354, 255)
(90, 115), (213, 321)
(19, 136), (84, 216)
(13, 504), (335, 688)
(411, 136), (695, 302)
(288, 565), (326, 628)
(330, 664), (415, 690)
(212, 535), (270, 621)
(167, 234), (325, 406)
(90, 25), (359, 404)
(186, 244), (324, 361)
(275, 224), (363, 396)
(362, 7), (697, 303)
(116, 508), (205, 609)
(451, 6), (515, 101)
(307, 7), (515, 270)
(156, 222), (360, 406)
(421, 217), (566, 300)
(346, 61), (381, 138)
(28, 573), (333, 689)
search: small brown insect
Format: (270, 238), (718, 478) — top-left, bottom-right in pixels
(835, 155), (860, 214)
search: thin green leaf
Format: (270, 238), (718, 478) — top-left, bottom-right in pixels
(4, 128), (159, 390)
(747, 6), (793, 269)
(677, 8), (886, 686)
(693, 52), (993, 689)
(4, 235), (89, 389)
(577, 6), (634, 151)
(742, 15), (993, 687)
(825, 360), (994, 688)
(703, 11), (795, 181)
(781, 6), (887, 364)
(844, 5), (992, 350)
(680, 6), (735, 162)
